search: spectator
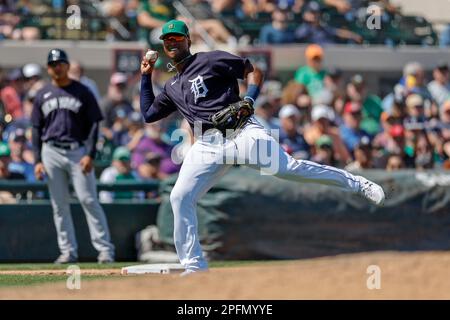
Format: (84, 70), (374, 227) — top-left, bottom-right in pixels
(295, 1), (362, 45)
(413, 132), (434, 170)
(280, 80), (312, 125)
(339, 101), (370, 153)
(0, 142), (25, 180)
(311, 134), (336, 166)
(108, 107), (131, 147)
(99, 146), (140, 203)
(324, 67), (344, 96)
(346, 74), (383, 136)
(254, 96), (281, 130)
(294, 44), (327, 100)
(427, 61), (450, 108)
(278, 104), (311, 159)
(305, 104), (351, 164)
(259, 8), (296, 45)
(0, 68), (24, 120)
(68, 60), (102, 103)
(100, 72), (134, 128)
(137, 0), (173, 45)
(404, 94), (427, 127)
(22, 63), (45, 94)
(345, 136), (373, 171)
(138, 152), (166, 180)
(386, 153), (405, 171)
(127, 116), (181, 175)
(7, 127), (34, 182)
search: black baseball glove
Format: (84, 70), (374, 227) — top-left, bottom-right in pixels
(210, 99), (254, 134)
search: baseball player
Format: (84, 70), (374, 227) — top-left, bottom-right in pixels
(32, 49), (115, 264)
(140, 20), (385, 275)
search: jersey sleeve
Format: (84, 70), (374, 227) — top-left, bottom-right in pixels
(140, 75), (177, 123)
(31, 92), (43, 128)
(210, 50), (253, 80)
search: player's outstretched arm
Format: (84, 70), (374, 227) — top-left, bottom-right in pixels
(243, 64), (264, 105)
(139, 55), (176, 123)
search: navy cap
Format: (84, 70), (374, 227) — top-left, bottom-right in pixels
(47, 48), (69, 65)
(306, 1), (320, 12)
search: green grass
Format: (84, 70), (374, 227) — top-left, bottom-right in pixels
(0, 260), (272, 288)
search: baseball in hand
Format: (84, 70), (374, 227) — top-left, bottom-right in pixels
(145, 50), (158, 62)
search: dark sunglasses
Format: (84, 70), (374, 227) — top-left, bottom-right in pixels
(163, 35), (186, 42)
(48, 61), (66, 68)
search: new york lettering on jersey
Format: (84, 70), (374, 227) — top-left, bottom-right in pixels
(32, 80), (103, 143)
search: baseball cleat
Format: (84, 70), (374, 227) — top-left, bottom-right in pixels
(97, 251), (115, 264)
(356, 175), (385, 206)
(54, 253), (78, 264)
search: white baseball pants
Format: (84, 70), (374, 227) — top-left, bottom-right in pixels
(170, 118), (361, 272)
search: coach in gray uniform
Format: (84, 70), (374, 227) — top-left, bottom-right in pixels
(32, 49), (115, 264)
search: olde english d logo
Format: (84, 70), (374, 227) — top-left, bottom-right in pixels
(189, 75), (208, 103)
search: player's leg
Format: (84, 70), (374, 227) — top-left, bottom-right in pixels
(237, 119), (385, 205)
(170, 133), (232, 272)
(69, 147), (115, 261)
(42, 143), (78, 261)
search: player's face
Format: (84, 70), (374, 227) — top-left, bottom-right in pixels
(162, 34), (190, 61)
(47, 61), (70, 81)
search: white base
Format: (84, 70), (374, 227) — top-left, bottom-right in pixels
(121, 263), (185, 275)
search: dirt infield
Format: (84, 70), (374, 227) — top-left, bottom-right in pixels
(1, 251), (449, 299)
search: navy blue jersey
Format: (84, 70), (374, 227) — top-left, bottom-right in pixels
(31, 80), (103, 143)
(141, 50), (253, 129)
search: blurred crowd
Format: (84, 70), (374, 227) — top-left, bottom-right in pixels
(251, 44), (450, 172)
(0, 0), (448, 46)
(1, 42), (450, 202)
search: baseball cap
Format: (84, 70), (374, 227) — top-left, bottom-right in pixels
(0, 142), (10, 157)
(389, 124), (405, 138)
(279, 104), (301, 119)
(405, 94), (424, 108)
(22, 63), (42, 79)
(47, 48), (69, 65)
(351, 74), (365, 87)
(356, 136), (371, 149)
(110, 72), (128, 85)
(311, 104), (335, 121)
(305, 44), (324, 60)
(159, 20), (190, 40)
(128, 111), (143, 124)
(9, 128), (26, 142)
(327, 67), (342, 79)
(113, 147), (131, 162)
(115, 107), (128, 120)
(145, 152), (162, 165)
(305, 1), (321, 12)
(316, 135), (333, 148)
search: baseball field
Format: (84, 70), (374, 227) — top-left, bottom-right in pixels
(1, 250), (449, 299)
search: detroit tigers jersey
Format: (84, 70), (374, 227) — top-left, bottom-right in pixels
(142, 50), (253, 130)
(31, 80), (103, 143)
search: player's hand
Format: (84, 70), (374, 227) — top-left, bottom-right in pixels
(141, 56), (156, 75)
(79, 156), (93, 174)
(34, 162), (46, 180)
